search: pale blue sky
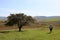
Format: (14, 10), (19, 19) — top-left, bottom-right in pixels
(0, 0), (60, 17)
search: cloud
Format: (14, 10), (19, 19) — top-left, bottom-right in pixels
(0, 7), (60, 17)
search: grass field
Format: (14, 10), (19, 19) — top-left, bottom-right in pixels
(0, 20), (60, 40)
(0, 29), (60, 40)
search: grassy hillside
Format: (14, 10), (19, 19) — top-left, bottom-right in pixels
(0, 16), (60, 40)
(45, 18), (60, 22)
(34, 16), (60, 22)
(0, 29), (60, 40)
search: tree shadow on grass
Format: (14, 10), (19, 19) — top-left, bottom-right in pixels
(0, 31), (10, 34)
(0, 30), (28, 34)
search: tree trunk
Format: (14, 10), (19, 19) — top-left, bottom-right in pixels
(18, 25), (22, 32)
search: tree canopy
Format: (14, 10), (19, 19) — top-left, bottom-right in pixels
(5, 13), (34, 31)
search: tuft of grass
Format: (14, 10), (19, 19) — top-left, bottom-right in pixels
(0, 29), (60, 40)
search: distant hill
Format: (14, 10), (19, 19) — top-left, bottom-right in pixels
(34, 16), (47, 20)
(34, 16), (60, 22)
(0, 17), (7, 20)
(0, 16), (60, 21)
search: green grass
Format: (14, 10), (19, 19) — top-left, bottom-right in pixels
(0, 29), (60, 40)
(42, 18), (60, 22)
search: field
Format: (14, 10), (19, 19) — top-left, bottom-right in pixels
(0, 20), (60, 40)
(0, 29), (60, 40)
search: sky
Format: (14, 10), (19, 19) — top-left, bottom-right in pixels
(0, 0), (60, 17)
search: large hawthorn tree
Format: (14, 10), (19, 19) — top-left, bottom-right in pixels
(5, 13), (34, 31)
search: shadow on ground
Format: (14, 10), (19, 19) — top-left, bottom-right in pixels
(0, 30), (28, 34)
(0, 31), (10, 33)
(47, 32), (52, 34)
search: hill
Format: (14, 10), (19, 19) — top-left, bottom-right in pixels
(34, 16), (60, 22)
(0, 17), (7, 20)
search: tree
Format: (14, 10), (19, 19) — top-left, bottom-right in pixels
(5, 13), (34, 31)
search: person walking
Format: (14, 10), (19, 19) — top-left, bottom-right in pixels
(49, 24), (53, 33)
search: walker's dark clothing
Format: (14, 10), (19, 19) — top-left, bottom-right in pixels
(49, 25), (53, 33)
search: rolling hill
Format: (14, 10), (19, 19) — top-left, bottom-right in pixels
(34, 16), (60, 22)
(0, 17), (7, 20)
(0, 16), (60, 22)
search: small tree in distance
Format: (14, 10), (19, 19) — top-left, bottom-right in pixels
(5, 13), (34, 32)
